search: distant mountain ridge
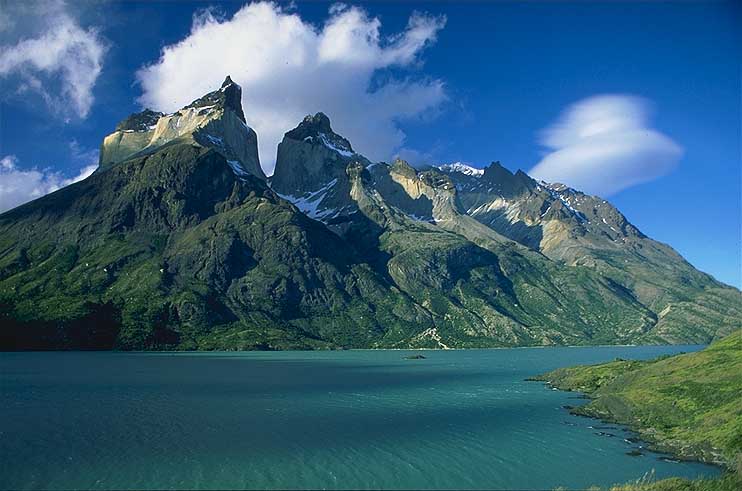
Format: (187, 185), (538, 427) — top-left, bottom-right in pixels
(1, 77), (739, 350)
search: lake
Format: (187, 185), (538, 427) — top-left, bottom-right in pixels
(0, 346), (720, 490)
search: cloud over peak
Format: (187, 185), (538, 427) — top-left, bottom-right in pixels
(529, 95), (682, 197)
(136, 1), (447, 174)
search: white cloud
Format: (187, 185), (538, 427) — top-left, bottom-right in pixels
(0, 154), (97, 214)
(529, 95), (683, 196)
(0, 1), (107, 119)
(136, 1), (447, 174)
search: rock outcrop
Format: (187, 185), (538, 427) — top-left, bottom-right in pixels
(99, 76), (264, 180)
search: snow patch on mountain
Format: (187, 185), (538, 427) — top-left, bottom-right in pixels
(205, 135), (224, 148)
(302, 133), (354, 157)
(543, 182), (587, 222)
(227, 159), (249, 179)
(468, 197), (522, 224)
(275, 178), (339, 219)
(437, 162), (484, 177)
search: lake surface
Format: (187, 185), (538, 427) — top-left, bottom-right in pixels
(1, 346), (719, 490)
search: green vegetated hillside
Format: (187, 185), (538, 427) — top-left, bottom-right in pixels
(0, 144), (432, 350)
(606, 474), (741, 491)
(1, 77), (740, 350)
(536, 329), (742, 471)
(557, 473), (741, 491)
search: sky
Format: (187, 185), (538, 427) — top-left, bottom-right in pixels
(0, 0), (739, 287)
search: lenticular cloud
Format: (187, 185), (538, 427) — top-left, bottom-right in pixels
(529, 95), (683, 197)
(136, 2), (447, 174)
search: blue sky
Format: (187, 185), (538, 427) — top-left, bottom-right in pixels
(0, 1), (739, 287)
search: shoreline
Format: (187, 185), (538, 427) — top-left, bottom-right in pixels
(1, 343), (706, 354)
(530, 379), (731, 471)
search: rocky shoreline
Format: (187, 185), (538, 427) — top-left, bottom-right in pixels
(530, 376), (731, 470)
(572, 398), (727, 468)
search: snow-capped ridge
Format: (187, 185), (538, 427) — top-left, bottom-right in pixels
(437, 162), (485, 177)
(284, 112), (356, 159)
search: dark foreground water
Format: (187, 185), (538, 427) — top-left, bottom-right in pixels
(1, 346), (719, 490)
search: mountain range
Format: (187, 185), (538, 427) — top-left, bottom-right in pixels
(1, 77), (739, 350)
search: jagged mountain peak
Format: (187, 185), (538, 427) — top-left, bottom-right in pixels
(283, 112), (355, 157)
(286, 112), (332, 137)
(390, 158), (418, 177)
(301, 112), (332, 131)
(481, 160), (512, 179)
(270, 113), (367, 224)
(182, 75), (246, 123)
(437, 160), (536, 200)
(271, 112), (369, 199)
(442, 158), (654, 257)
(99, 76), (264, 179)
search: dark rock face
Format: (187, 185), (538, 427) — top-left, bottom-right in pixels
(481, 162), (535, 199)
(284, 112), (354, 154)
(269, 112), (369, 230)
(185, 75), (246, 123)
(115, 109), (164, 132)
(271, 112), (359, 195)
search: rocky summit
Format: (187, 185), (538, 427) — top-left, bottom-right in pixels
(98, 76), (264, 179)
(1, 78), (739, 350)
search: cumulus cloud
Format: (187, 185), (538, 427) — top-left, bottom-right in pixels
(0, 1), (107, 119)
(0, 154), (97, 214)
(529, 95), (683, 196)
(136, 1), (447, 174)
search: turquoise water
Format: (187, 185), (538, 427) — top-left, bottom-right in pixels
(1, 346), (719, 490)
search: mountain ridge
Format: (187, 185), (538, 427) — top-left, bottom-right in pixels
(1, 77), (739, 350)
(98, 76), (264, 179)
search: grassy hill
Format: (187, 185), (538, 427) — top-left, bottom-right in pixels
(607, 473), (741, 491)
(536, 330), (742, 490)
(536, 329), (741, 466)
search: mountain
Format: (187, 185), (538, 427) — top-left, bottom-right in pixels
(436, 163), (741, 343)
(99, 76), (264, 179)
(0, 77), (739, 350)
(270, 112), (367, 223)
(533, 329), (742, 469)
